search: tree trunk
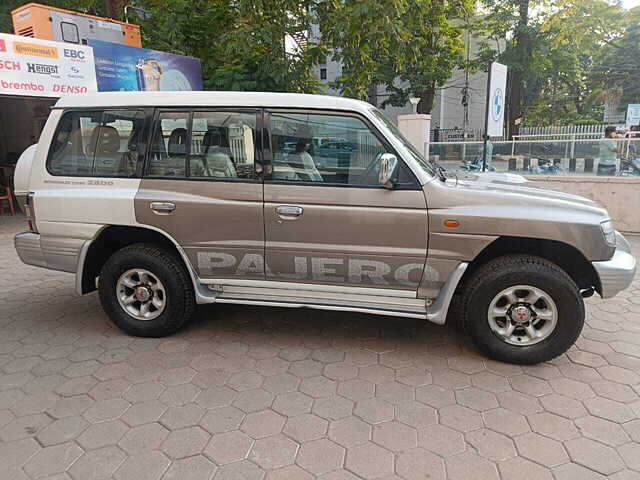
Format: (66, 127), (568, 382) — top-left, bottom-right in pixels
(367, 82), (378, 107)
(417, 85), (435, 114)
(507, 0), (530, 139)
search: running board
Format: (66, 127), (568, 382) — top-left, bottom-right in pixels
(192, 263), (468, 325)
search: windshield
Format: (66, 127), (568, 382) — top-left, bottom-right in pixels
(370, 108), (436, 178)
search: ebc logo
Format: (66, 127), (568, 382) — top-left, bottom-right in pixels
(63, 48), (85, 61)
(0, 40), (6, 53)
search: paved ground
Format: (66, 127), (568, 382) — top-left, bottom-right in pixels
(1, 214), (640, 480)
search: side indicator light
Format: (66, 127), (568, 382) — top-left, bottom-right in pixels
(444, 219), (460, 228)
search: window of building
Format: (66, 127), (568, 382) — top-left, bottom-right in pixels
(47, 109), (145, 177)
(320, 68), (327, 80)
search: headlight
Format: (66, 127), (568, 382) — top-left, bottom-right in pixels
(600, 220), (616, 247)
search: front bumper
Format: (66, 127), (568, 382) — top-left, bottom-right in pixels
(592, 247), (636, 299)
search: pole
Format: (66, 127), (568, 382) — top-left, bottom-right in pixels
(482, 64), (493, 172)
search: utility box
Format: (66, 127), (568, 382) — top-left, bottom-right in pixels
(11, 3), (142, 47)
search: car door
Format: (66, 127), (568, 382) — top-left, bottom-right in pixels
(135, 108), (265, 280)
(263, 109), (428, 291)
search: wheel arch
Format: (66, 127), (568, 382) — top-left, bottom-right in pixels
(458, 236), (601, 295)
(77, 225), (196, 295)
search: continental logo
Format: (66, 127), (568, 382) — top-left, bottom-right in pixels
(13, 42), (58, 59)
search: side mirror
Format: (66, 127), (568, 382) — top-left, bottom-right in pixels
(379, 153), (399, 189)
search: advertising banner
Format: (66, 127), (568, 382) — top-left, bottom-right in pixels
(626, 104), (640, 130)
(486, 62), (508, 137)
(88, 39), (203, 92)
(0, 32), (97, 97)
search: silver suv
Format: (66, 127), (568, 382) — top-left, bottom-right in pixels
(13, 91), (636, 364)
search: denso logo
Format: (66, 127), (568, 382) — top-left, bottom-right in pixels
(63, 48), (85, 61)
(0, 60), (20, 71)
(0, 40), (6, 53)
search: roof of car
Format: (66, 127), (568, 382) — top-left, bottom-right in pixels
(54, 91), (372, 112)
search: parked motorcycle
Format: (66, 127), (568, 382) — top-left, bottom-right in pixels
(460, 156), (496, 172)
(618, 158), (640, 176)
(532, 158), (565, 175)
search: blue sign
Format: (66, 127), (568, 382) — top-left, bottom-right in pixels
(491, 87), (504, 122)
(88, 39), (203, 92)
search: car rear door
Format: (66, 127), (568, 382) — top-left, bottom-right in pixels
(135, 108), (265, 281)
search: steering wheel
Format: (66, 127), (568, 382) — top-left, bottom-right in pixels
(359, 152), (385, 185)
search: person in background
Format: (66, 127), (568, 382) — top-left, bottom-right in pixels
(483, 137), (494, 169)
(598, 126), (619, 176)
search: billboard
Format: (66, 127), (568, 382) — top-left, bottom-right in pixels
(626, 104), (640, 130)
(486, 62), (508, 137)
(88, 39), (203, 92)
(0, 32), (97, 97)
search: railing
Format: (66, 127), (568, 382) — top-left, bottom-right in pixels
(427, 137), (640, 177)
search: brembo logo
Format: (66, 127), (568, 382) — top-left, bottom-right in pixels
(197, 252), (437, 287)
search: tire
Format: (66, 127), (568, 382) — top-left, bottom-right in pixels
(98, 243), (195, 337)
(460, 255), (584, 365)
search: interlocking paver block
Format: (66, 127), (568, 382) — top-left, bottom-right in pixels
(36, 415), (88, 446)
(514, 432), (569, 467)
(77, 420), (129, 450)
(69, 446), (126, 480)
(417, 424), (466, 457)
(241, 409), (286, 438)
(445, 451), (499, 480)
(345, 441), (393, 478)
(396, 447), (446, 480)
(204, 430), (253, 464)
(24, 442), (84, 478)
(565, 437), (625, 475)
(249, 434), (298, 469)
(297, 438), (345, 475)
(161, 426), (210, 459)
(283, 413), (328, 442)
(162, 455), (216, 480)
(114, 451), (170, 480)
(200, 405), (244, 434)
(119, 422), (169, 454)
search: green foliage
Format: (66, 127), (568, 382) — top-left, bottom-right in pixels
(478, 0), (640, 126)
(315, 0), (472, 113)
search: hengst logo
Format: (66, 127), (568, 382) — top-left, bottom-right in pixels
(27, 63), (59, 75)
(63, 48), (86, 61)
(14, 42), (58, 58)
(0, 39), (6, 53)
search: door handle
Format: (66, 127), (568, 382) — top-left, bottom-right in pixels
(150, 201), (176, 214)
(276, 205), (303, 217)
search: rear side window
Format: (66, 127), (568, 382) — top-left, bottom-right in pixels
(47, 110), (146, 177)
(146, 109), (258, 180)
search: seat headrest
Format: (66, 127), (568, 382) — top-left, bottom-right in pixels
(168, 128), (188, 155)
(89, 126), (120, 155)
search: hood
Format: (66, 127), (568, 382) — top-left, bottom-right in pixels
(442, 174), (601, 211)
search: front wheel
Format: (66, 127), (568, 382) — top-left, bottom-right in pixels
(460, 255), (584, 364)
(98, 243), (195, 337)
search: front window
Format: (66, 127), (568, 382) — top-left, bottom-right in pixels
(370, 108), (436, 178)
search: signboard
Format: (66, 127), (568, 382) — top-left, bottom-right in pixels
(0, 32), (97, 97)
(626, 104), (640, 130)
(486, 62), (508, 137)
(88, 39), (203, 92)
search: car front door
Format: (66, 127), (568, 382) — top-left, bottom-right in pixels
(263, 110), (428, 292)
(135, 108), (265, 281)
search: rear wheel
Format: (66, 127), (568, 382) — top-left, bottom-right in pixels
(461, 255), (584, 364)
(98, 243), (195, 337)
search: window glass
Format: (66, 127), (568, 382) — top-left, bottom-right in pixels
(189, 111), (257, 179)
(147, 112), (189, 177)
(61, 22), (79, 43)
(270, 112), (387, 185)
(47, 110), (144, 177)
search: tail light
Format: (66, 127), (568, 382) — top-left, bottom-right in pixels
(25, 192), (38, 233)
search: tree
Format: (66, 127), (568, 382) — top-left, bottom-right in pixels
(379, 0), (474, 114)
(315, 0), (472, 114)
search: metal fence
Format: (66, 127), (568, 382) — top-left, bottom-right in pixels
(427, 137), (640, 177)
(430, 124), (614, 143)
